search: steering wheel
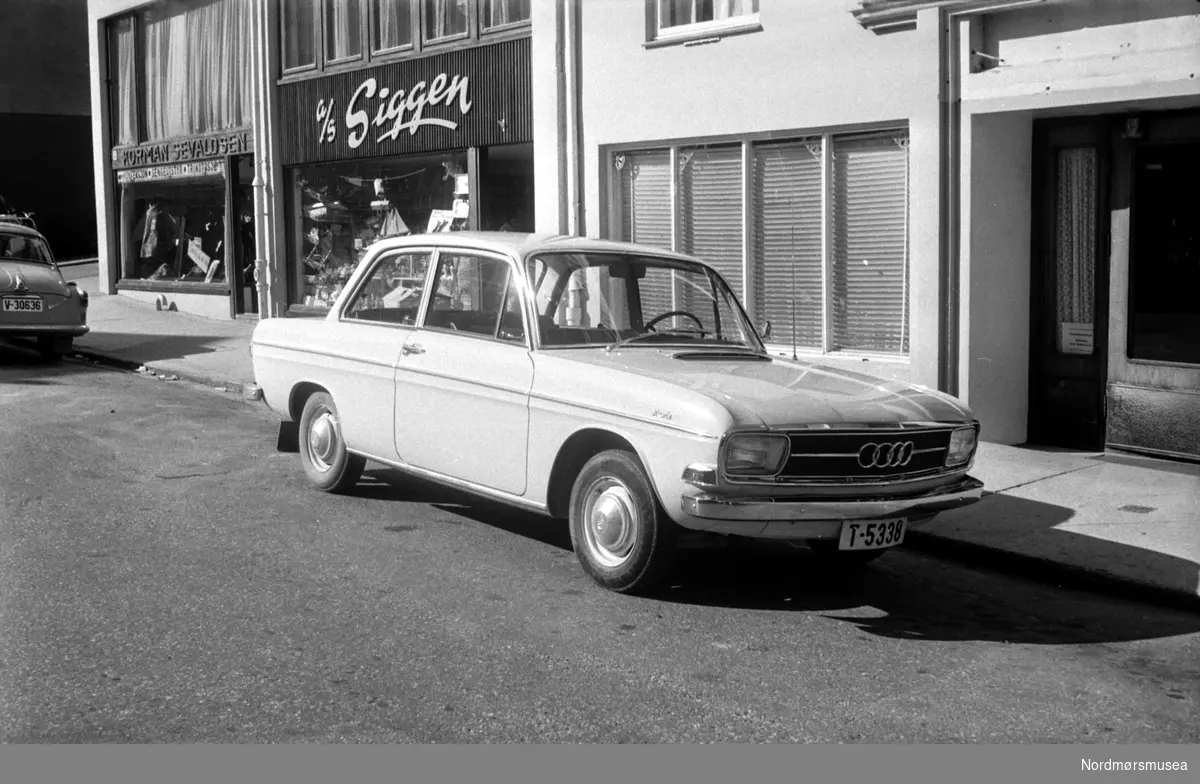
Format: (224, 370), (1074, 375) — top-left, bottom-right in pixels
(645, 310), (705, 333)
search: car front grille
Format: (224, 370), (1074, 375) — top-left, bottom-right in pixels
(763, 427), (956, 484)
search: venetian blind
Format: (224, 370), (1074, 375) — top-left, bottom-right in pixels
(618, 150), (674, 320)
(831, 132), (910, 354)
(753, 140), (824, 350)
(679, 145), (744, 298)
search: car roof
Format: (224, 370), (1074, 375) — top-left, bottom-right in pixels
(368, 231), (709, 267)
(0, 218), (47, 241)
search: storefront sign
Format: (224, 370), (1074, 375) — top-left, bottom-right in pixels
(280, 37), (531, 166)
(116, 158), (225, 184)
(112, 130), (253, 170)
(1059, 322), (1094, 355)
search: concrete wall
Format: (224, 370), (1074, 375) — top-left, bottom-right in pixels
(965, 0), (1200, 113)
(560, 0), (945, 388)
(959, 110), (1032, 444)
(88, 0), (154, 294)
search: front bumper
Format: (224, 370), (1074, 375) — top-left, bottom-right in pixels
(679, 476), (984, 539)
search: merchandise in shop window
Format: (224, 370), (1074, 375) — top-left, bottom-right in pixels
(296, 155), (466, 307)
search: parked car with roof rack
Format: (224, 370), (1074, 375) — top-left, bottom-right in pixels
(0, 216), (89, 360)
(251, 232), (984, 594)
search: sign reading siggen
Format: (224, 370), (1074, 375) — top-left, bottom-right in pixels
(317, 74), (474, 149)
(278, 37), (532, 166)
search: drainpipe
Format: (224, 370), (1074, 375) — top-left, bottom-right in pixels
(938, 8), (962, 397)
(563, 0), (583, 236)
(252, 0), (274, 318)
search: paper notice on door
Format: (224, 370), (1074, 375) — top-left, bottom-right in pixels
(187, 236), (211, 273)
(1059, 322), (1094, 355)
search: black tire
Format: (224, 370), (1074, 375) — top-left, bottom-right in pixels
(807, 538), (889, 567)
(568, 448), (677, 594)
(37, 336), (67, 362)
(297, 391), (365, 493)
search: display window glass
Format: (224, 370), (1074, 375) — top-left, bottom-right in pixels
(289, 152), (469, 308)
(120, 175), (241, 283)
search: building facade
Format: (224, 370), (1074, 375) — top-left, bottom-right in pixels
(2, 0), (95, 261)
(531, 0), (1200, 461)
(87, 0), (532, 320)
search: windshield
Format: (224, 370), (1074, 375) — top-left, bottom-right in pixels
(526, 251), (762, 351)
(0, 233), (53, 264)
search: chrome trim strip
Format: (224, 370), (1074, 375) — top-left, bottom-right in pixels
(527, 391), (719, 439)
(348, 449), (551, 515)
(728, 465), (969, 487)
(682, 477), (985, 522)
(252, 341), (398, 370)
(791, 447), (946, 458)
(400, 363), (531, 397)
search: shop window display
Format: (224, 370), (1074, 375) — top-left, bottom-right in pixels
(122, 176), (242, 283)
(292, 152), (468, 308)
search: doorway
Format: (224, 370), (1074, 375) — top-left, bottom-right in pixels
(230, 155), (258, 316)
(1028, 119), (1111, 450)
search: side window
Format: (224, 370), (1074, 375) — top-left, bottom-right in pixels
(342, 250), (432, 324)
(425, 252), (525, 342)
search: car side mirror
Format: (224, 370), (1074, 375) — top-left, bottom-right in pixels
(760, 319), (772, 340)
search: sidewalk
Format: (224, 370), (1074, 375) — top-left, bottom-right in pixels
(67, 288), (1200, 612)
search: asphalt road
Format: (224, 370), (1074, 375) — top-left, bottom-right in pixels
(1, 339), (1198, 743)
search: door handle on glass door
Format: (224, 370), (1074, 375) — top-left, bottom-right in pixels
(402, 343), (425, 356)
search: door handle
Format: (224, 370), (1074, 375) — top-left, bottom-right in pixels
(402, 343), (425, 356)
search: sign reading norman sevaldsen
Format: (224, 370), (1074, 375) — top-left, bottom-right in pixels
(112, 129), (253, 170)
(279, 37), (531, 166)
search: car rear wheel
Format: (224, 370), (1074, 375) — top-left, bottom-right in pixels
(298, 391), (364, 493)
(568, 449), (677, 594)
(37, 336), (69, 362)
(806, 539), (889, 566)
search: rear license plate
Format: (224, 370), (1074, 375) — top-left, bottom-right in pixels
(3, 297), (42, 313)
(838, 519), (906, 550)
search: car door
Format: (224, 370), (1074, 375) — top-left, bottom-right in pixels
(393, 249), (534, 496)
(332, 247), (434, 461)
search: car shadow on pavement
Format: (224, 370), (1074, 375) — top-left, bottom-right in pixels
(73, 332), (234, 363)
(353, 465), (1200, 645)
(356, 466), (574, 550)
(0, 341), (107, 381)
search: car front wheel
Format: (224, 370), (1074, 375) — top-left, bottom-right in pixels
(568, 449), (677, 594)
(298, 391), (365, 493)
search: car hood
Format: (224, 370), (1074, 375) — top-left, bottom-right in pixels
(556, 347), (973, 428)
(0, 260), (68, 296)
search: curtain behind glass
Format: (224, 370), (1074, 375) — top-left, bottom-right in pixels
(143, 0), (253, 141)
(373, 0), (412, 50)
(325, 0), (362, 61)
(283, 0), (316, 69)
(1055, 148), (1097, 350)
(424, 0), (467, 40)
(111, 17), (137, 145)
(484, 0), (530, 28)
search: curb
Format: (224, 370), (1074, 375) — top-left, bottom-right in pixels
(69, 347), (264, 403)
(904, 530), (1200, 615)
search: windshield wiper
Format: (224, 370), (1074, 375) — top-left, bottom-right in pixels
(605, 329), (705, 353)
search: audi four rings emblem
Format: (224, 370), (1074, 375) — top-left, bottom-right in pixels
(857, 441), (915, 468)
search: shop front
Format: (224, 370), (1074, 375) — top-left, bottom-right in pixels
(111, 130), (258, 320)
(278, 37), (533, 314)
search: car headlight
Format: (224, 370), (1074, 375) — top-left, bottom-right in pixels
(946, 426), (978, 467)
(724, 433), (789, 476)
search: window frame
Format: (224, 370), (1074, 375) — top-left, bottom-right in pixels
(322, 0), (368, 67)
(644, 0), (763, 49)
(605, 125), (912, 361)
(281, 0), (321, 76)
(369, 0), (418, 56)
(278, 0), (530, 80)
(418, 248), (530, 347)
(339, 247), (437, 326)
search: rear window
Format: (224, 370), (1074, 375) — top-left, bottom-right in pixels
(0, 233), (52, 263)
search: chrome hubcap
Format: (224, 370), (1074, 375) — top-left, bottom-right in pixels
(582, 478), (638, 568)
(307, 407), (339, 471)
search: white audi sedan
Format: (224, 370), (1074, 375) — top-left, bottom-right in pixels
(251, 232), (983, 594)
